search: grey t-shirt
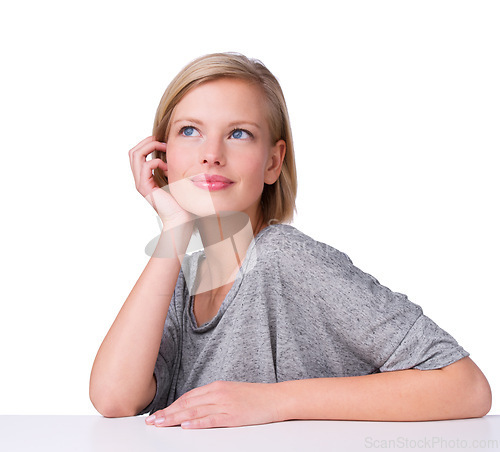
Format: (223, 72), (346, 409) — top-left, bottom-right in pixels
(138, 224), (469, 415)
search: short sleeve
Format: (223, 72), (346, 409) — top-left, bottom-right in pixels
(277, 229), (469, 374)
(325, 249), (469, 371)
(136, 289), (181, 415)
(380, 313), (469, 371)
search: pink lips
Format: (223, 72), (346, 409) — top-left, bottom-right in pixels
(191, 174), (234, 191)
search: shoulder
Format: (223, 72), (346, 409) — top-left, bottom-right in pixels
(254, 223), (354, 276)
(255, 223), (329, 254)
(256, 224), (419, 311)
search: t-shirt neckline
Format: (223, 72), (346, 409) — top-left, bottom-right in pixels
(186, 223), (276, 332)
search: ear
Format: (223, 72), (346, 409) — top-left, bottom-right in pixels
(264, 139), (286, 185)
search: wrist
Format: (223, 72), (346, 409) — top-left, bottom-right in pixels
(273, 380), (300, 422)
(152, 220), (194, 259)
(161, 212), (195, 232)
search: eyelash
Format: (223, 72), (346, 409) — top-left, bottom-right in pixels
(178, 126), (192, 136)
(178, 126), (254, 139)
(230, 128), (254, 139)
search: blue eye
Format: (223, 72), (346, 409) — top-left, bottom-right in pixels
(180, 126), (200, 137)
(231, 129), (251, 139)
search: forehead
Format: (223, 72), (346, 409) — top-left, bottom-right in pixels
(173, 78), (269, 123)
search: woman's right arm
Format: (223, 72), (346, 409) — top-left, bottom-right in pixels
(89, 137), (193, 417)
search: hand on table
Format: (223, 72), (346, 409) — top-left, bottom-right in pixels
(145, 381), (283, 429)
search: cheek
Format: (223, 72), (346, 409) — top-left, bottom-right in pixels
(240, 161), (268, 201)
(235, 150), (267, 175)
(249, 165), (266, 184)
(166, 148), (191, 181)
(246, 157), (268, 185)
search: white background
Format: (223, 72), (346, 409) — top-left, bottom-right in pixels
(0, 0), (498, 416)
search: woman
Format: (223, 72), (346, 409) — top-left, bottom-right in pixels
(89, 52), (491, 429)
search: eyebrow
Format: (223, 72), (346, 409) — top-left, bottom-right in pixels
(172, 118), (261, 129)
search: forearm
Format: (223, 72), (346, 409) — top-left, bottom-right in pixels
(89, 225), (192, 417)
(275, 357), (491, 422)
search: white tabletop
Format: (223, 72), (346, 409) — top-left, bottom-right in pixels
(0, 415), (499, 452)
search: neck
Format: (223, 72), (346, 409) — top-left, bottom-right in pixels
(192, 210), (267, 295)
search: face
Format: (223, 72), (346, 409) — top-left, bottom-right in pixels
(164, 78), (286, 226)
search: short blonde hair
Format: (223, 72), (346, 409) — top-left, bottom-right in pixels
(151, 52), (297, 224)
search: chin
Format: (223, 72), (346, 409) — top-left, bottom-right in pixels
(169, 178), (217, 217)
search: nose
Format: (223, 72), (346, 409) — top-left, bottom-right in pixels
(200, 137), (225, 166)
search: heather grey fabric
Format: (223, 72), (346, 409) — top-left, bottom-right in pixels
(138, 224), (468, 415)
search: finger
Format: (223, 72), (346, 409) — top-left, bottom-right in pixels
(129, 138), (167, 164)
(127, 135), (165, 157)
(130, 141), (167, 184)
(146, 389), (216, 425)
(128, 135), (154, 155)
(158, 390), (213, 417)
(138, 159), (168, 197)
(180, 414), (232, 429)
(162, 383), (214, 414)
(152, 403), (219, 427)
(133, 155), (167, 194)
(129, 140), (167, 183)
(145, 382), (221, 425)
(128, 136), (154, 169)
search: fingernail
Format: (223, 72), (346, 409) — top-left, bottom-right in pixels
(146, 415), (156, 423)
(154, 417), (165, 425)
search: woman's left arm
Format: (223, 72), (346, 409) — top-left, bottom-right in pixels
(275, 356), (491, 422)
(145, 356), (491, 428)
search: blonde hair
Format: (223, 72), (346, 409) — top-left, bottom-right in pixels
(151, 52), (297, 224)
